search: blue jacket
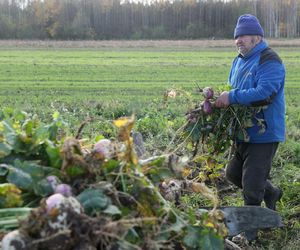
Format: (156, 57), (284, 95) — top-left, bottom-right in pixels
(228, 40), (285, 143)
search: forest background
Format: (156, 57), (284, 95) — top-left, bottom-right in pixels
(0, 0), (299, 40)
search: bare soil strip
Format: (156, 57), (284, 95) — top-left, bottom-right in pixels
(1, 39), (300, 49)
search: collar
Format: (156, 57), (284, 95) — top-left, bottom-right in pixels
(238, 40), (268, 59)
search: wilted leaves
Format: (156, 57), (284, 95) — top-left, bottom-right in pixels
(0, 111), (227, 249)
(113, 115), (138, 165)
(0, 183), (23, 208)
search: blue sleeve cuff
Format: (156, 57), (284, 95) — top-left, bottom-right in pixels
(229, 90), (237, 104)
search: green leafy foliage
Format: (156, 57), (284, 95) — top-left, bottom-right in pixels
(0, 111), (228, 249)
(77, 188), (113, 216)
(0, 109), (65, 166)
(1, 160), (59, 196)
(0, 110), (65, 202)
(184, 225), (224, 250)
(184, 87), (263, 155)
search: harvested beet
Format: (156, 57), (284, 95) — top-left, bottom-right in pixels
(93, 139), (114, 160)
(46, 175), (61, 191)
(55, 184), (72, 197)
(45, 193), (65, 213)
(202, 100), (213, 114)
(203, 87), (214, 99)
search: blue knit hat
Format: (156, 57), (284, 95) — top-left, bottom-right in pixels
(234, 14), (264, 39)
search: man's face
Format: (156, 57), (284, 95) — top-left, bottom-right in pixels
(235, 35), (261, 56)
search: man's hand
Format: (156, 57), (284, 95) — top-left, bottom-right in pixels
(215, 91), (230, 108)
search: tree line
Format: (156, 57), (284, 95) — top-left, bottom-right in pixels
(0, 0), (299, 40)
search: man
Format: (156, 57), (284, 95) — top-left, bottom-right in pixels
(215, 14), (285, 241)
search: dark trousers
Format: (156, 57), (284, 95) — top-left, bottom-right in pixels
(226, 143), (279, 206)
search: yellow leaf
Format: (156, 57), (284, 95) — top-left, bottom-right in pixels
(13, 121), (21, 131)
(131, 150), (138, 165)
(113, 115), (135, 142)
(113, 115), (134, 128)
(205, 222), (215, 228)
(181, 167), (192, 178)
(0, 183), (23, 208)
(198, 172), (207, 182)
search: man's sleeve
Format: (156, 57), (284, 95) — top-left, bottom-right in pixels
(229, 61), (285, 106)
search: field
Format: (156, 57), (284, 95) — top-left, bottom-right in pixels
(1, 40), (299, 114)
(0, 40), (299, 249)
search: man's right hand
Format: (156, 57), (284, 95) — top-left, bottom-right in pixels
(215, 91), (230, 108)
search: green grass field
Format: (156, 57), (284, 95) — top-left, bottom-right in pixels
(1, 44), (299, 135)
(0, 49), (231, 106)
(0, 46), (237, 135)
(0, 45), (299, 105)
(0, 41), (299, 249)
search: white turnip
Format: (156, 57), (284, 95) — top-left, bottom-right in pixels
(93, 139), (114, 159)
(1, 230), (29, 250)
(44, 194), (83, 233)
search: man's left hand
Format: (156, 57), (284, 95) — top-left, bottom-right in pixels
(215, 91), (230, 108)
